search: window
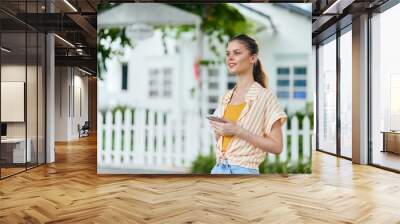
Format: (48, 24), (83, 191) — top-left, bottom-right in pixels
(208, 82), (218, 89)
(371, 4), (400, 171)
(278, 80), (290, 87)
(208, 96), (218, 103)
(205, 69), (221, 116)
(277, 67), (290, 75)
(122, 63), (128, 90)
(162, 68), (172, 97)
(294, 67), (307, 75)
(293, 91), (306, 99)
(149, 90), (158, 97)
(294, 80), (307, 87)
(277, 66), (307, 100)
(227, 82), (235, 89)
(163, 67), (172, 76)
(209, 68), (218, 78)
(340, 29), (352, 158)
(317, 37), (337, 154)
(148, 67), (173, 98)
(277, 67), (290, 99)
(162, 91), (171, 97)
(148, 69), (159, 97)
(0, 0), (46, 179)
(277, 91), (290, 98)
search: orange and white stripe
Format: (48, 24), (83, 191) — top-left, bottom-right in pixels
(212, 82), (287, 169)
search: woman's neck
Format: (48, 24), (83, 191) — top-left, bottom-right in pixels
(236, 70), (254, 90)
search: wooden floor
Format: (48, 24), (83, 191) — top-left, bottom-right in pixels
(1, 167), (26, 178)
(1, 163), (45, 178)
(0, 135), (400, 223)
(373, 150), (400, 171)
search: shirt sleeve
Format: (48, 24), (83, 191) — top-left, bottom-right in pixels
(263, 91), (287, 136)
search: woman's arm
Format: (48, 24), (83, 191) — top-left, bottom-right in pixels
(210, 120), (283, 154)
(236, 121), (283, 154)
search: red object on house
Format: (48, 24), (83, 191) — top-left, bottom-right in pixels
(194, 59), (200, 81)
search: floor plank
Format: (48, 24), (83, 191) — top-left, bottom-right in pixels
(0, 134), (399, 223)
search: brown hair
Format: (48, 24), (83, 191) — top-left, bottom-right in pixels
(228, 34), (269, 88)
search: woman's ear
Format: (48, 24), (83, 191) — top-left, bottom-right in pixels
(251, 55), (258, 65)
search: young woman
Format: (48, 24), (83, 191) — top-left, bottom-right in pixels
(209, 34), (287, 175)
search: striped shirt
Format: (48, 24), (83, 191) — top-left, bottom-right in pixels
(212, 82), (287, 169)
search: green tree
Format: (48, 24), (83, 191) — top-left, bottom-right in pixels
(97, 3), (255, 79)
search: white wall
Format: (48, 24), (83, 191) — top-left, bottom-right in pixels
(99, 30), (198, 113)
(72, 73), (89, 137)
(55, 67), (68, 141)
(55, 67), (89, 141)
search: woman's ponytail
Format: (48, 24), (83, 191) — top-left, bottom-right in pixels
(253, 59), (268, 88)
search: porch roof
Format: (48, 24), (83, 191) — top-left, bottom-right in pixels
(98, 3), (201, 28)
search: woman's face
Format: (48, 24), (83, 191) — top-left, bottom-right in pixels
(225, 40), (256, 75)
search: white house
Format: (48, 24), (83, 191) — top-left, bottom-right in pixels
(97, 3), (313, 173)
(98, 3), (312, 115)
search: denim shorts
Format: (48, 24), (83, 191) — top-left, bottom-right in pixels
(210, 159), (259, 175)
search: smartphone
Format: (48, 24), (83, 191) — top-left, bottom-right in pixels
(206, 115), (226, 123)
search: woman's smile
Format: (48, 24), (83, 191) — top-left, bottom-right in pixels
(228, 62), (237, 68)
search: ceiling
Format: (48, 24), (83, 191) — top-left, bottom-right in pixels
(0, 0), (99, 75)
(0, 0), (396, 75)
(311, 0), (391, 44)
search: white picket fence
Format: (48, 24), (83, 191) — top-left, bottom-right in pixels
(97, 108), (313, 174)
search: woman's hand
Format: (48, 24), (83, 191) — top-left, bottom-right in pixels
(209, 118), (284, 154)
(209, 119), (242, 137)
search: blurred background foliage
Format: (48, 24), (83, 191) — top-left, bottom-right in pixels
(97, 3), (255, 79)
(191, 152), (312, 174)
